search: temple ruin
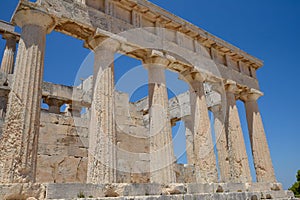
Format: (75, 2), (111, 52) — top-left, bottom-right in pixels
(0, 0), (296, 199)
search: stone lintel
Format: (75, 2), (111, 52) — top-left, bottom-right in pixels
(14, 0), (260, 89)
(0, 21), (20, 42)
(16, 0), (263, 71)
(0, 20), (15, 33)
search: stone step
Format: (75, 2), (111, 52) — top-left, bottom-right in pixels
(0, 183), (295, 200)
(1, 183), (295, 200)
(49, 192), (296, 200)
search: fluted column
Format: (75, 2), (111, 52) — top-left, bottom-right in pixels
(0, 90), (9, 137)
(225, 81), (252, 183)
(86, 38), (119, 184)
(182, 73), (218, 183)
(211, 104), (231, 182)
(182, 116), (195, 165)
(143, 53), (175, 184)
(0, 10), (55, 183)
(241, 89), (276, 182)
(0, 33), (17, 74)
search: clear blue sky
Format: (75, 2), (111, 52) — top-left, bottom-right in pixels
(0, 0), (299, 189)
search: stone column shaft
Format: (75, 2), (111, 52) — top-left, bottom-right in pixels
(0, 90), (9, 137)
(0, 10), (54, 183)
(242, 91), (276, 182)
(189, 78), (218, 183)
(182, 116), (195, 165)
(145, 56), (175, 184)
(225, 82), (252, 183)
(0, 33), (17, 74)
(211, 105), (231, 182)
(87, 39), (118, 184)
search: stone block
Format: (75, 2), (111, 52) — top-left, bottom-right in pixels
(0, 183), (46, 200)
(45, 183), (105, 199)
(116, 183), (161, 196)
(162, 184), (186, 195)
(225, 182), (247, 192)
(67, 146), (88, 157)
(36, 155), (87, 183)
(186, 183), (214, 194)
(38, 144), (68, 156)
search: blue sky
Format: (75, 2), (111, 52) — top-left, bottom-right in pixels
(0, 0), (299, 189)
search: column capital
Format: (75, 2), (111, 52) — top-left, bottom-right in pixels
(85, 28), (126, 51)
(179, 70), (207, 84)
(224, 80), (238, 93)
(12, 9), (56, 33)
(86, 36), (121, 52)
(2, 32), (19, 41)
(240, 88), (263, 102)
(143, 50), (174, 68)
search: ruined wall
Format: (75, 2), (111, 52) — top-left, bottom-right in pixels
(36, 90), (196, 184)
(0, 70), (197, 184)
(36, 91), (152, 184)
(36, 111), (89, 183)
(115, 91), (150, 183)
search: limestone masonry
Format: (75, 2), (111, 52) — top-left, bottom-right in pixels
(0, 0), (296, 199)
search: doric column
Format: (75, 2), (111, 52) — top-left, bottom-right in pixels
(86, 37), (119, 184)
(0, 33), (17, 74)
(210, 104), (231, 182)
(143, 52), (176, 184)
(241, 89), (276, 182)
(182, 72), (218, 183)
(0, 90), (9, 137)
(225, 81), (252, 183)
(0, 10), (55, 183)
(182, 116), (195, 165)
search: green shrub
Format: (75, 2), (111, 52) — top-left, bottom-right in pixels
(289, 170), (300, 196)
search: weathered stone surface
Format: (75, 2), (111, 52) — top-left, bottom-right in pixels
(135, 86), (221, 122)
(224, 81), (252, 183)
(241, 89), (276, 183)
(0, 0), (290, 199)
(211, 104), (231, 182)
(174, 164), (196, 183)
(0, 9), (55, 183)
(15, 183), (292, 199)
(0, 183), (46, 200)
(162, 184), (186, 195)
(0, 33), (17, 74)
(87, 39), (118, 184)
(144, 55), (175, 184)
(182, 74), (218, 183)
(36, 111), (89, 183)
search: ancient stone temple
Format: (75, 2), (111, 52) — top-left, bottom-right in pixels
(0, 0), (296, 199)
